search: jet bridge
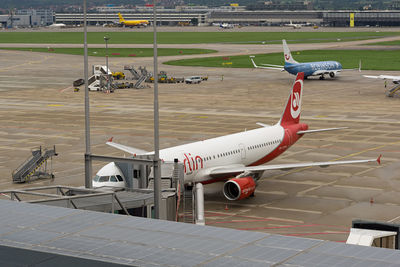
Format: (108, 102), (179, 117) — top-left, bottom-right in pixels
(347, 219), (400, 249)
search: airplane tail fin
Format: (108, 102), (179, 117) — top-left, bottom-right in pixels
(283, 39), (298, 65)
(279, 72), (304, 126)
(118, 12), (125, 22)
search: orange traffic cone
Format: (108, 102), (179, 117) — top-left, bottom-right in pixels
(224, 204), (229, 210)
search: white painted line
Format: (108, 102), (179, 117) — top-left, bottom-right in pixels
(260, 205), (322, 214)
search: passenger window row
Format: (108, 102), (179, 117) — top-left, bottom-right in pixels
(247, 139), (281, 150)
(203, 149), (242, 162)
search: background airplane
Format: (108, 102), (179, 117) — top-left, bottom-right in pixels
(105, 73), (380, 201)
(363, 74), (400, 97)
(250, 39), (359, 80)
(284, 20), (306, 29)
(118, 13), (149, 27)
(363, 74), (400, 84)
(212, 22), (235, 29)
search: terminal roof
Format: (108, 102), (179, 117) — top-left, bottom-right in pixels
(0, 199), (399, 266)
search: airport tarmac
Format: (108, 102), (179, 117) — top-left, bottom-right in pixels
(0, 37), (400, 243)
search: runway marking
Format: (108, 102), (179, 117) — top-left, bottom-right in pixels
(388, 215), (400, 223)
(237, 223), (350, 231)
(60, 86), (72, 93)
(47, 104), (64, 107)
(285, 231), (349, 237)
(0, 85), (36, 88)
(333, 184), (383, 191)
(260, 205), (322, 214)
(0, 55), (54, 72)
(354, 166), (382, 176)
(204, 211), (304, 223)
(207, 218), (280, 225)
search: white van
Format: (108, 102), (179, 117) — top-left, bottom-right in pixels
(185, 76), (202, 84)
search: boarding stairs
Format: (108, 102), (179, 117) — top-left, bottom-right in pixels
(124, 65), (141, 80)
(386, 84), (400, 97)
(134, 75), (148, 89)
(12, 146), (57, 183)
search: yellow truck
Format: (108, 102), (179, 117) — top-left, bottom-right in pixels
(112, 72), (125, 80)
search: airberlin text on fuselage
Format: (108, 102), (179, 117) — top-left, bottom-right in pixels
(183, 153), (203, 173)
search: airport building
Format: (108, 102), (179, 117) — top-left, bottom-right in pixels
(54, 10), (400, 27)
(0, 9), (54, 28)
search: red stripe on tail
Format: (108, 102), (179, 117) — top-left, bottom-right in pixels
(280, 72), (304, 126)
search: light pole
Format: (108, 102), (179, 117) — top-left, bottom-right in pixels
(83, 0), (92, 188)
(104, 36), (110, 92)
(153, 0), (162, 219)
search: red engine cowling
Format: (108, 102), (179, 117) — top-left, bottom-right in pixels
(223, 177), (256, 201)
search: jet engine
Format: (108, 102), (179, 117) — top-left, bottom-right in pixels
(329, 72), (335, 78)
(223, 177), (256, 201)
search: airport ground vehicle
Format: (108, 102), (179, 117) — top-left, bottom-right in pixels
(112, 72), (125, 80)
(185, 76), (202, 84)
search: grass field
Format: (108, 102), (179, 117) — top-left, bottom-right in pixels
(0, 47), (217, 57)
(365, 40), (400, 46)
(164, 50), (400, 71)
(0, 32), (399, 44)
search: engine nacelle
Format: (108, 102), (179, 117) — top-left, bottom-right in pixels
(223, 177), (256, 201)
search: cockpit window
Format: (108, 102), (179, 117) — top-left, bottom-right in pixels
(98, 176), (109, 182)
(116, 175), (124, 182)
(110, 176), (118, 182)
(93, 175), (101, 182)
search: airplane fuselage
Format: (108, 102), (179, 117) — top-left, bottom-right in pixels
(284, 61), (342, 77)
(157, 123), (307, 184)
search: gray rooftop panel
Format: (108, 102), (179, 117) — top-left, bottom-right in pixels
(201, 256), (274, 267)
(1, 199), (400, 266)
(255, 234), (323, 250)
(1, 228), (64, 245)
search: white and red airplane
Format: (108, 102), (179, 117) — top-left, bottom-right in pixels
(105, 72), (381, 200)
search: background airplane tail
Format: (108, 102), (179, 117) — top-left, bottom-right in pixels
(279, 72), (304, 126)
(283, 39), (298, 65)
(118, 13), (125, 22)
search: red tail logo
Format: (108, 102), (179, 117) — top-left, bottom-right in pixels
(284, 54), (290, 61)
(280, 73), (304, 126)
(290, 80), (302, 119)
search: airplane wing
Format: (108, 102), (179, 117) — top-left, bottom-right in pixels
(106, 138), (149, 155)
(297, 127), (348, 134)
(249, 56), (284, 70)
(363, 75), (400, 83)
(209, 156), (381, 178)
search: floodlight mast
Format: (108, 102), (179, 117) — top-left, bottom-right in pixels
(153, 0), (162, 219)
(83, 0), (92, 188)
(104, 36), (110, 92)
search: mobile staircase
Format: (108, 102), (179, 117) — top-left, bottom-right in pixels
(134, 75), (149, 89)
(12, 146), (57, 183)
(124, 65), (150, 89)
(124, 65), (141, 80)
(386, 84), (400, 97)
